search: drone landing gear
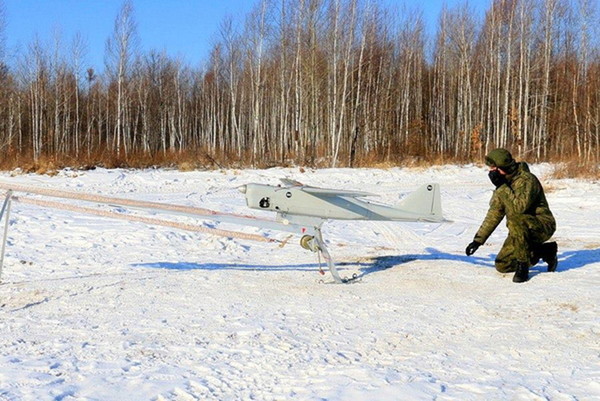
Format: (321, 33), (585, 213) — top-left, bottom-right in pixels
(300, 230), (358, 284)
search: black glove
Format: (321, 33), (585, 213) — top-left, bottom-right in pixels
(488, 170), (507, 188)
(465, 241), (482, 256)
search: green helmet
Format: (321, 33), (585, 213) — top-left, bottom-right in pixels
(485, 148), (517, 172)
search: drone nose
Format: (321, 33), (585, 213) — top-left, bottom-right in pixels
(238, 185), (247, 194)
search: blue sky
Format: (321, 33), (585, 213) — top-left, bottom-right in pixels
(4, 0), (487, 71)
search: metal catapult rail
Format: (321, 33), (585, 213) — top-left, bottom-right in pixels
(0, 182), (346, 284)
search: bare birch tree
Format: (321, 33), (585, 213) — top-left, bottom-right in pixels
(105, 0), (138, 157)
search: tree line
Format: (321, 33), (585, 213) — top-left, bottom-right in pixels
(0, 0), (599, 170)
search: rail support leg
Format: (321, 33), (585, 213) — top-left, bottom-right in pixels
(314, 227), (344, 284)
(0, 190), (13, 283)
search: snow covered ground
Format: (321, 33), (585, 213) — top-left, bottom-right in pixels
(0, 165), (598, 401)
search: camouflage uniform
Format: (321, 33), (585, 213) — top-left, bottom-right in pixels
(474, 161), (556, 273)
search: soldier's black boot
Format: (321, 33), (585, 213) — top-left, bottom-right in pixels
(512, 261), (529, 283)
(540, 242), (558, 272)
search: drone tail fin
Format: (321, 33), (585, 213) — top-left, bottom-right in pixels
(395, 183), (443, 222)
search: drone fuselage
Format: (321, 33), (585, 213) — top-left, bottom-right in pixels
(240, 183), (443, 223)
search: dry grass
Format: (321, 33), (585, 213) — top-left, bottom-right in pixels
(550, 159), (600, 179)
(1, 148), (599, 180)
(0, 149), (226, 175)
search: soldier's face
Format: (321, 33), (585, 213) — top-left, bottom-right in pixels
(489, 166), (507, 175)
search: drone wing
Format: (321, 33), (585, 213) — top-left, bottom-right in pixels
(301, 187), (378, 198)
(280, 178), (304, 187)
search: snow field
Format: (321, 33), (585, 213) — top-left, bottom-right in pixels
(0, 165), (597, 400)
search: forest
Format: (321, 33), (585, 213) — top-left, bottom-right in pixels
(0, 0), (599, 172)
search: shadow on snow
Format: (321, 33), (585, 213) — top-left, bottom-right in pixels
(130, 247), (485, 280)
(131, 261), (320, 272)
(131, 246), (598, 280)
(555, 248), (600, 271)
(468, 247), (600, 274)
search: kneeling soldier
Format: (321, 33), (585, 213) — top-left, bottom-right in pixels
(465, 148), (558, 282)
